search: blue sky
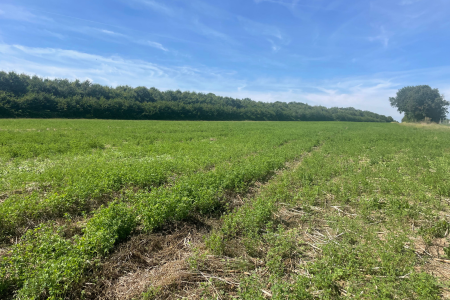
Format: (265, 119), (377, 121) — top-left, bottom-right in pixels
(1, 0), (449, 120)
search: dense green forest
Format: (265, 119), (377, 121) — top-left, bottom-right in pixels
(0, 71), (394, 122)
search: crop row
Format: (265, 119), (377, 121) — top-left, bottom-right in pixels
(0, 123), (317, 240)
(0, 127), (328, 299)
(205, 124), (450, 299)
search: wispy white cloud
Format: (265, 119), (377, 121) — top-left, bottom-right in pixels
(141, 41), (168, 51)
(238, 17), (284, 40)
(3, 3), (177, 54)
(41, 30), (65, 40)
(221, 78), (402, 119)
(132, 0), (178, 16)
(217, 89), (402, 120)
(0, 4), (53, 23)
(267, 39), (281, 52)
(325, 11), (366, 51)
(369, 1), (447, 34)
(222, 69), (450, 121)
(188, 0), (230, 20)
(99, 29), (126, 37)
(192, 19), (236, 44)
(91, 28), (170, 51)
(237, 16), (289, 51)
(368, 26), (391, 48)
(1, 4), (172, 53)
(0, 43), (228, 90)
(2, 43), (450, 121)
(127, 1), (235, 44)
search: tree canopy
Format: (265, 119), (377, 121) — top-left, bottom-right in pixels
(0, 71), (394, 122)
(389, 85), (449, 123)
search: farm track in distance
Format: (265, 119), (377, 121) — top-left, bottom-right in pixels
(1, 120), (450, 299)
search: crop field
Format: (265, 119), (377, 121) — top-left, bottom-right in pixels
(1, 119), (450, 299)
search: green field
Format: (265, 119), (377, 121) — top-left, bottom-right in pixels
(1, 119), (450, 299)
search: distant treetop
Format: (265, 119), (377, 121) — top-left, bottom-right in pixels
(389, 85), (449, 123)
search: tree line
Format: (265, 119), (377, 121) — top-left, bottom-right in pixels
(0, 71), (394, 122)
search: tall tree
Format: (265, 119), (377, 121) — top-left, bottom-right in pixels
(390, 85), (449, 123)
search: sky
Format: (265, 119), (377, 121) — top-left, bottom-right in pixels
(1, 0), (450, 120)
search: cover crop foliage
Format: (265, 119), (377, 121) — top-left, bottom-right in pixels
(0, 120), (449, 299)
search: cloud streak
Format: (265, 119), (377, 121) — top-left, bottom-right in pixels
(368, 26), (391, 48)
(99, 29), (125, 37)
(142, 41), (169, 51)
(0, 4), (53, 23)
(93, 28), (170, 52)
(1, 1), (450, 121)
(134, 0), (177, 16)
(237, 16), (289, 51)
(0, 43), (234, 90)
(2, 43), (438, 120)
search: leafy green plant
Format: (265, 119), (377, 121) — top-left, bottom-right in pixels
(140, 286), (162, 300)
(2, 120), (450, 299)
(419, 219), (450, 245)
